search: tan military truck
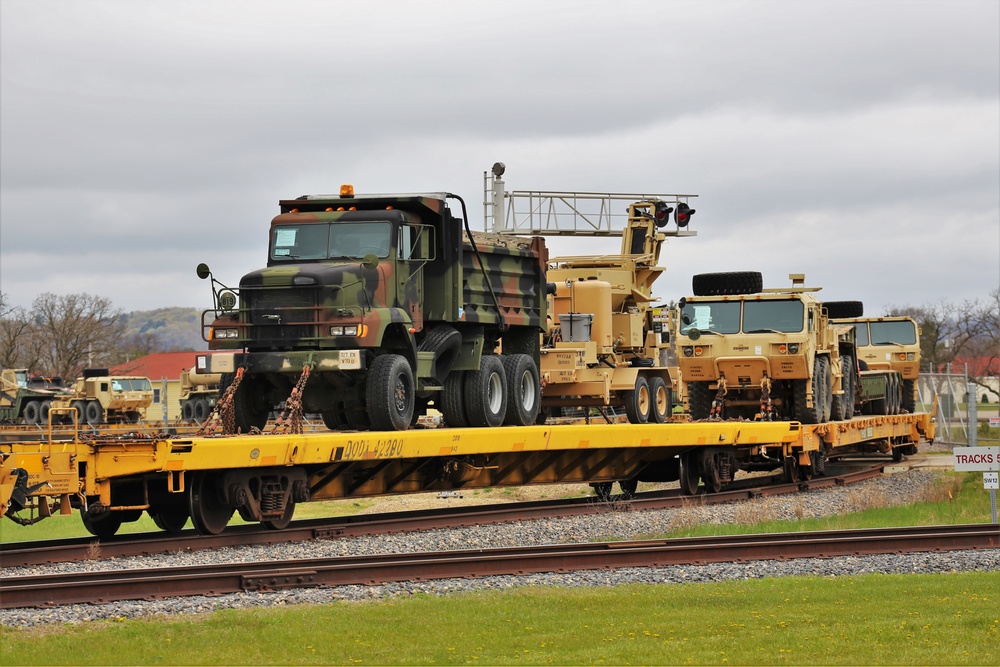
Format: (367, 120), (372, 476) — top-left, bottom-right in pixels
(539, 199), (692, 424)
(826, 302), (920, 413)
(674, 273), (853, 423)
(51, 368), (154, 425)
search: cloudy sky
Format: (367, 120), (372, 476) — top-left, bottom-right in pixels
(2, 0), (998, 317)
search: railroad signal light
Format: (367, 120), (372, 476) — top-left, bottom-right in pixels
(675, 202), (696, 227)
(653, 202), (674, 228)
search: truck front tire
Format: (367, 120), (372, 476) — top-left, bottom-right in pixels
(366, 354), (415, 431)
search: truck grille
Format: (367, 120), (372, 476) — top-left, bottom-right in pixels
(245, 287), (318, 344)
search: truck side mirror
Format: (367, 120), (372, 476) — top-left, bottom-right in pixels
(362, 254), (379, 270)
(196, 263), (211, 280)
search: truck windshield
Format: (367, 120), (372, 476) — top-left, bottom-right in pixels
(271, 222), (392, 261)
(742, 299), (804, 333)
(111, 379), (152, 391)
(868, 320), (917, 346)
(679, 301), (740, 334)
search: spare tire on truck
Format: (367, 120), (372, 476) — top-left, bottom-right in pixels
(824, 301), (864, 319)
(692, 271), (763, 297)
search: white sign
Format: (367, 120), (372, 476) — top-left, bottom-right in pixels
(984, 472), (999, 490)
(953, 446), (1000, 472)
(990, 417), (1000, 427)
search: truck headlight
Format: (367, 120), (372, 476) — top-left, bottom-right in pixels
(212, 328), (239, 339)
(683, 346), (694, 357)
(787, 343), (800, 354)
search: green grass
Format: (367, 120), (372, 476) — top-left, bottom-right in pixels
(657, 472), (995, 540)
(2, 572), (997, 665)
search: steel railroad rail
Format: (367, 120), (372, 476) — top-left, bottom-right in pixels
(1, 465), (883, 568)
(2, 525), (996, 609)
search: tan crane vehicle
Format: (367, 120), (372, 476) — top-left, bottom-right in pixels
(483, 162), (698, 427)
(673, 273), (854, 423)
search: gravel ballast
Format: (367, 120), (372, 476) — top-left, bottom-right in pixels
(2, 467), (998, 628)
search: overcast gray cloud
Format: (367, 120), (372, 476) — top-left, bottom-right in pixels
(2, 0), (997, 315)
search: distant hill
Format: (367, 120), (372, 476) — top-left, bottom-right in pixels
(119, 307), (207, 351)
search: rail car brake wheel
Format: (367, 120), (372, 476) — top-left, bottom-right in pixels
(591, 482), (613, 501)
(81, 510), (123, 539)
(188, 471), (234, 535)
(150, 506), (190, 533)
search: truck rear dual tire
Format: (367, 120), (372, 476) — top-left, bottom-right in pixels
(85, 401), (105, 425)
(22, 401), (40, 425)
(441, 354), (540, 428)
(691, 271), (763, 297)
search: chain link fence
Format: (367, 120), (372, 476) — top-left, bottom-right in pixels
(919, 370), (1000, 446)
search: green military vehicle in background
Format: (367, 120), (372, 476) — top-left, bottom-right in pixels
(198, 185), (548, 433)
(0, 369), (73, 425)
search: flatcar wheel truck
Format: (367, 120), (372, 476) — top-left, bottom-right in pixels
(198, 186), (548, 433)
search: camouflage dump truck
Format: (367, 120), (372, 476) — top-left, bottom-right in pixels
(178, 366), (222, 422)
(674, 273), (855, 423)
(539, 199), (695, 424)
(0, 369), (73, 425)
(50, 369), (154, 425)
(197, 186), (548, 433)
(826, 302), (919, 413)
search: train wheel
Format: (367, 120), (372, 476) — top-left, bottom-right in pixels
(501, 354), (540, 426)
(440, 371), (468, 427)
(261, 498), (295, 530)
(649, 376), (670, 424)
(782, 457), (801, 484)
(591, 482), (613, 501)
(464, 355), (507, 428)
(618, 479), (639, 499)
(366, 354), (415, 432)
(150, 507), (189, 532)
(624, 376), (651, 424)
(85, 401), (105, 425)
(81, 510), (123, 539)
(188, 472), (234, 535)
(701, 458), (722, 493)
(679, 452), (700, 495)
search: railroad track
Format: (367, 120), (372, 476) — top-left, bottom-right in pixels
(2, 525), (996, 609)
(1, 465), (883, 568)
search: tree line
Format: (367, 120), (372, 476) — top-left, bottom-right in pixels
(0, 292), (197, 381)
(1, 288), (997, 386)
